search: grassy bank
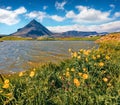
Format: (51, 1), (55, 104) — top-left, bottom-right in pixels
(0, 36), (101, 41)
(0, 40), (120, 104)
(0, 36), (32, 41)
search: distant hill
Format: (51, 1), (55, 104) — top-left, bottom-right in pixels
(61, 31), (98, 36)
(96, 32), (120, 43)
(11, 19), (53, 38)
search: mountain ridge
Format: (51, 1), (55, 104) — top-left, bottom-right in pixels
(10, 19), (108, 38)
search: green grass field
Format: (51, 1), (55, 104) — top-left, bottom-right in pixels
(0, 39), (120, 105)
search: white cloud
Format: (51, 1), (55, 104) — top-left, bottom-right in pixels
(26, 11), (65, 22)
(114, 12), (120, 17)
(26, 11), (47, 22)
(0, 7), (27, 25)
(66, 10), (76, 18)
(6, 6), (12, 10)
(50, 15), (65, 22)
(47, 21), (120, 33)
(66, 5), (112, 24)
(43, 6), (48, 10)
(109, 4), (115, 8)
(55, 1), (67, 10)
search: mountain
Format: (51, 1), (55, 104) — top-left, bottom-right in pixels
(60, 31), (98, 37)
(11, 19), (53, 38)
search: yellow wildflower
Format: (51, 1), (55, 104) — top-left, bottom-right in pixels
(85, 58), (88, 62)
(83, 68), (87, 71)
(3, 83), (9, 89)
(77, 56), (81, 59)
(80, 49), (83, 53)
(73, 52), (78, 58)
(103, 77), (108, 82)
(71, 68), (75, 72)
(30, 71), (35, 77)
(105, 55), (110, 60)
(4, 79), (9, 84)
(99, 62), (104, 67)
(74, 78), (80, 87)
(83, 50), (89, 56)
(33, 68), (36, 71)
(68, 48), (72, 52)
(97, 55), (100, 58)
(78, 72), (82, 76)
(66, 72), (70, 77)
(82, 74), (88, 79)
(66, 68), (69, 71)
(19, 72), (23, 77)
(92, 55), (96, 60)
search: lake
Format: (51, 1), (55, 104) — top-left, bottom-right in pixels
(0, 41), (97, 73)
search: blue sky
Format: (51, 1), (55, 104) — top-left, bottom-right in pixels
(0, 0), (120, 34)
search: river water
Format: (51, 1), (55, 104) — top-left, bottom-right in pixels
(0, 41), (97, 73)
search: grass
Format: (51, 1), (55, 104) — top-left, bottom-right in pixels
(0, 40), (120, 105)
(0, 36), (101, 41)
(0, 36), (32, 41)
(37, 36), (101, 41)
(55, 36), (101, 41)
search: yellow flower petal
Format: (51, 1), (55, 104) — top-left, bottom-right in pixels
(99, 62), (104, 67)
(71, 68), (75, 72)
(103, 77), (108, 82)
(30, 71), (35, 77)
(19, 72), (23, 77)
(3, 83), (9, 89)
(4, 79), (9, 84)
(74, 78), (80, 87)
(66, 72), (70, 77)
(82, 74), (88, 79)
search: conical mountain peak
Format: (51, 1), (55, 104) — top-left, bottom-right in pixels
(11, 19), (53, 38)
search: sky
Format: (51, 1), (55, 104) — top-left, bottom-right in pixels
(0, 0), (120, 35)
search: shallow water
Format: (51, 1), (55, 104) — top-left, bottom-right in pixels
(0, 41), (97, 73)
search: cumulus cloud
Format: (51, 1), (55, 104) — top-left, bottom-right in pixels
(50, 15), (65, 22)
(55, 1), (67, 10)
(47, 21), (120, 33)
(26, 11), (47, 22)
(114, 12), (120, 17)
(66, 5), (112, 24)
(43, 6), (48, 10)
(26, 11), (65, 22)
(0, 7), (27, 25)
(6, 6), (12, 10)
(109, 4), (115, 8)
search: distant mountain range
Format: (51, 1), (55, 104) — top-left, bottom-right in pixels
(60, 31), (98, 37)
(10, 19), (107, 38)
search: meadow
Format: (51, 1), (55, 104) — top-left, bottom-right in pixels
(0, 35), (120, 105)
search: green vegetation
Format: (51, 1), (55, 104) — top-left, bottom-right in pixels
(0, 36), (32, 41)
(0, 36), (101, 41)
(0, 40), (120, 105)
(37, 36), (101, 41)
(55, 36), (101, 41)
